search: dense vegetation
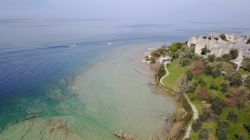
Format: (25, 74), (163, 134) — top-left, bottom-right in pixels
(151, 42), (250, 140)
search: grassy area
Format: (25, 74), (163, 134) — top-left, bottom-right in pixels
(162, 59), (188, 89)
(187, 70), (250, 139)
(152, 42), (250, 140)
(194, 74), (226, 98)
(164, 59), (250, 139)
(220, 103), (250, 139)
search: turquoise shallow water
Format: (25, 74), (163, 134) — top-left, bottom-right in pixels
(0, 43), (176, 140)
(68, 43), (176, 139)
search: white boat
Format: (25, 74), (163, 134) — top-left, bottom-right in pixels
(106, 42), (112, 46)
(70, 44), (77, 47)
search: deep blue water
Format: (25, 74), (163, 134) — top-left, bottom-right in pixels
(0, 19), (250, 129)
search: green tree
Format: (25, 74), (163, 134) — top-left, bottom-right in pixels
(229, 49), (239, 59)
(190, 43), (196, 47)
(156, 64), (166, 81)
(209, 84), (218, 90)
(243, 123), (250, 132)
(180, 58), (191, 66)
(187, 84), (196, 93)
(186, 71), (193, 81)
(221, 53), (232, 61)
(201, 46), (210, 55)
(226, 111), (238, 122)
(216, 121), (229, 140)
(235, 134), (246, 140)
(200, 110), (211, 121)
(246, 38), (250, 44)
(208, 55), (215, 62)
(211, 68), (221, 78)
(244, 76), (250, 88)
(192, 119), (202, 132)
(220, 82), (229, 93)
(241, 57), (250, 72)
(198, 128), (209, 140)
(170, 42), (183, 52)
(220, 34), (227, 41)
(230, 72), (242, 86)
(211, 97), (225, 115)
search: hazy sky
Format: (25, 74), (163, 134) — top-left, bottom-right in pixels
(0, 0), (250, 23)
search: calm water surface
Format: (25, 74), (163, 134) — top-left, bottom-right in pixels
(0, 19), (249, 139)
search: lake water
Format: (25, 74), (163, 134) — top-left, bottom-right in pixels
(0, 19), (249, 139)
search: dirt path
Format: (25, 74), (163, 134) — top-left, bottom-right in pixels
(159, 64), (198, 140)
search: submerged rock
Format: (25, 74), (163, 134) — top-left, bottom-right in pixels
(114, 130), (135, 140)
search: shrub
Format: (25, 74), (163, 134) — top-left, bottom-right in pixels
(241, 57), (250, 72)
(170, 52), (180, 59)
(195, 87), (211, 101)
(180, 51), (196, 60)
(235, 134), (246, 140)
(200, 110), (210, 121)
(220, 34), (227, 41)
(151, 47), (166, 58)
(190, 46), (195, 53)
(186, 71), (193, 81)
(226, 111), (238, 122)
(244, 76), (250, 88)
(220, 82), (229, 93)
(211, 97), (225, 115)
(216, 121), (229, 140)
(211, 68), (221, 78)
(197, 79), (207, 86)
(187, 84), (196, 93)
(150, 58), (156, 64)
(243, 123), (250, 132)
(221, 53), (232, 61)
(205, 64), (213, 75)
(170, 42), (183, 52)
(208, 55), (215, 62)
(190, 43), (196, 47)
(179, 76), (189, 93)
(230, 72), (242, 86)
(220, 62), (237, 79)
(210, 84), (218, 90)
(229, 49), (239, 59)
(191, 60), (206, 75)
(201, 46), (210, 55)
(246, 38), (250, 44)
(156, 64), (166, 80)
(198, 128), (209, 140)
(192, 119), (202, 132)
(226, 87), (249, 109)
(180, 58), (191, 66)
(204, 63), (221, 78)
(214, 37), (219, 41)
